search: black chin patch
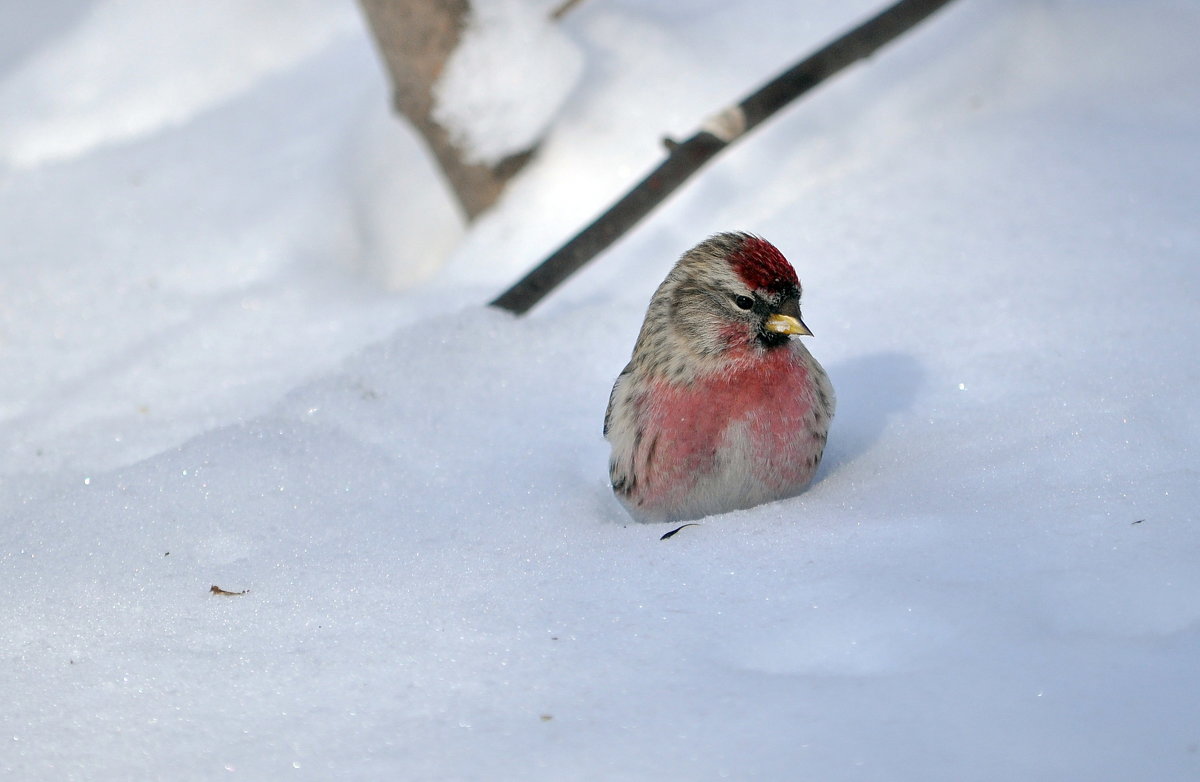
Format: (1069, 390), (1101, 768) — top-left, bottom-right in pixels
(756, 329), (790, 349)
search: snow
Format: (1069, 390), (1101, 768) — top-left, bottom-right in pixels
(3, 0), (1199, 780)
(0, 0), (359, 169)
(433, 0), (584, 166)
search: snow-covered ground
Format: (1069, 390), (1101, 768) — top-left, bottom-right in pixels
(3, 0), (1199, 779)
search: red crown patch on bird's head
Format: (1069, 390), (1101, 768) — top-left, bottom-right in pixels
(727, 235), (799, 293)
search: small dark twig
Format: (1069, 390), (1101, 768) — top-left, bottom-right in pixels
(491, 0), (959, 315)
(210, 585), (249, 596)
(551, 0), (587, 21)
(660, 523), (700, 540)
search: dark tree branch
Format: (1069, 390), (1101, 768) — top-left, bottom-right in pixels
(551, 0), (588, 21)
(490, 0), (959, 315)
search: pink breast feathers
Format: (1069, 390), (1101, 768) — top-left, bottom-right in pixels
(633, 347), (819, 512)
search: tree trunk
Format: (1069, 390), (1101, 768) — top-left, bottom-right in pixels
(357, 0), (535, 220)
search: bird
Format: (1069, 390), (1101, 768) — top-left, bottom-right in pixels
(604, 232), (834, 523)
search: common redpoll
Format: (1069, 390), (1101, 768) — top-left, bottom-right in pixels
(604, 232), (834, 523)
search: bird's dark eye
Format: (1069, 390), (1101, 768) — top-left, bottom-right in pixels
(734, 295), (754, 310)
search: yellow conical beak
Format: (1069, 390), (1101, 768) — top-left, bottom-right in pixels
(764, 313), (813, 337)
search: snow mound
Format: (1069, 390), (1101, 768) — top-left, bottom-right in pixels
(434, 0), (584, 166)
(0, 0), (359, 169)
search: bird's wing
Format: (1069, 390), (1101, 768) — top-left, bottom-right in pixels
(603, 362), (633, 437)
(604, 363), (645, 498)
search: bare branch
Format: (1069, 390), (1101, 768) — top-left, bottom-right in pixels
(491, 0), (960, 315)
